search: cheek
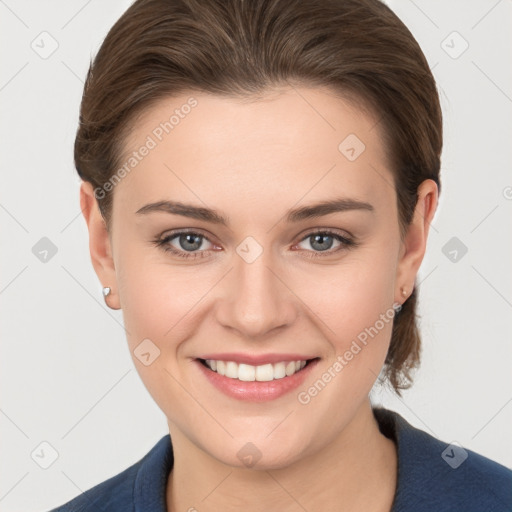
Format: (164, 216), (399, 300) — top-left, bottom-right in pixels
(113, 222), (204, 333)
(292, 246), (397, 390)
(119, 258), (208, 348)
(291, 259), (397, 430)
(115, 251), (208, 419)
(297, 249), (397, 342)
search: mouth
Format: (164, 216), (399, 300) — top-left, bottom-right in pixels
(197, 357), (320, 382)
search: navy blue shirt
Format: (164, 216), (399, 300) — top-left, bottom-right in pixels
(48, 407), (512, 511)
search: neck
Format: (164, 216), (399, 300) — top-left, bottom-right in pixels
(166, 398), (397, 512)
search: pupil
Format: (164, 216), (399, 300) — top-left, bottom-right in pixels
(312, 234), (332, 251)
(181, 233), (202, 251)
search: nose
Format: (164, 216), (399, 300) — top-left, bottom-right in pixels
(215, 246), (298, 339)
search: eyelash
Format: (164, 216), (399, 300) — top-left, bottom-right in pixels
(152, 229), (357, 260)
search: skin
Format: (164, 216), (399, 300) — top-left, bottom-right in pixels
(81, 86), (437, 512)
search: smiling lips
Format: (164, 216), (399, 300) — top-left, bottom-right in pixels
(202, 359), (308, 381)
(195, 353), (319, 401)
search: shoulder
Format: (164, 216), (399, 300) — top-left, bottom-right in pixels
(46, 464), (138, 512)
(373, 407), (512, 512)
(46, 435), (172, 512)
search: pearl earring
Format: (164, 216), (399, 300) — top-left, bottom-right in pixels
(401, 287), (407, 297)
(102, 287), (111, 297)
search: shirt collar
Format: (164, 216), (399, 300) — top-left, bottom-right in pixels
(133, 407), (443, 511)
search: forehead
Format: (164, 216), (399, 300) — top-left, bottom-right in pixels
(114, 86), (394, 218)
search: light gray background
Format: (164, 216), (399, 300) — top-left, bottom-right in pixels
(1, 1), (511, 510)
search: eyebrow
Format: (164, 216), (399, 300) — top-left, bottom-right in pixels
(135, 197), (374, 225)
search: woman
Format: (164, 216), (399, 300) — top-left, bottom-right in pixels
(49, 0), (512, 510)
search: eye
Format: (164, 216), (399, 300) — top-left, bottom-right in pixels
(153, 228), (356, 260)
(294, 229), (356, 259)
(153, 231), (216, 259)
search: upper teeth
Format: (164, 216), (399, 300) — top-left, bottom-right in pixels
(205, 359), (307, 381)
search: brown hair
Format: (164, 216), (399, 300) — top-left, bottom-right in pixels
(74, 0), (442, 395)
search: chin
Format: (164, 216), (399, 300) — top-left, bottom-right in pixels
(204, 433), (311, 471)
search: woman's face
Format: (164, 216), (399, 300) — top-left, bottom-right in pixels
(85, 86), (435, 468)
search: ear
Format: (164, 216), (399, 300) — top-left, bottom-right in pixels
(80, 181), (121, 310)
(394, 179), (438, 304)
